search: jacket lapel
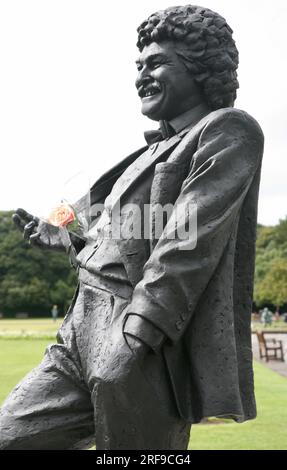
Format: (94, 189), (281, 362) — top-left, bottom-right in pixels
(90, 146), (148, 206)
(105, 131), (188, 212)
(109, 129), (190, 286)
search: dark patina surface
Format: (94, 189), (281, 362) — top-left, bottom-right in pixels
(0, 5), (264, 449)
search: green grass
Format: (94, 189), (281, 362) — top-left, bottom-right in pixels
(252, 320), (287, 331)
(0, 324), (287, 449)
(0, 338), (52, 404)
(189, 360), (287, 450)
(0, 318), (62, 338)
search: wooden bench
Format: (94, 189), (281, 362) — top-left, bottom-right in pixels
(256, 331), (285, 362)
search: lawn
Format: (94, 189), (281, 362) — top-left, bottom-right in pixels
(189, 361), (287, 450)
(0, 318), (62, 338)
(0, 320), (287, 450)
(0, 318), (59, 403)
(0, 338), (51, 403)
(252, 320), (287, 332)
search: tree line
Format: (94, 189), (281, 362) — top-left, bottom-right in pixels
(0, 211), (77, 317)
(254, 217), (287, 312)
(0, 210), (286, 317)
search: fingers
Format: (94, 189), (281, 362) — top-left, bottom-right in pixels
(29, 232), (42, 246)
(15, 208), (39, 225)
(12, 208), (46, 248)
(23, 220), (38, 241)
(12, 213), (25, 231)
(15, 208), (33, 222)
(13, 208), (40, 238)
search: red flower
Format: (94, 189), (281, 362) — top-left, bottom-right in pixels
(48, 203), (75, 227)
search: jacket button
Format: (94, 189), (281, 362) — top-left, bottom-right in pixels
(175, 320), (182, 331)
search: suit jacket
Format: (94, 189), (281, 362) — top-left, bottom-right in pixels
(87, 107), (264, 424)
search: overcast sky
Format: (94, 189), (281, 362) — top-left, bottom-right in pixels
(0, 0), (286, 225)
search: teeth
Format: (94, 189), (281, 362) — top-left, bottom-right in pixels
(143, 86), (161, 97)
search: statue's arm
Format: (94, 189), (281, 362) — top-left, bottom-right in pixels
(123, 109), (264, 350)
(12, 208), (86, 253)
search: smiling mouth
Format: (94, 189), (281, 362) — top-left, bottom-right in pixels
(138, 83), (162, 99)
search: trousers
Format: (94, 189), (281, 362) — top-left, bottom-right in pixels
(0, 280), (191, 450)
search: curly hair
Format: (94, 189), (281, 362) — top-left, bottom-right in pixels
(137, 5), (239, 110)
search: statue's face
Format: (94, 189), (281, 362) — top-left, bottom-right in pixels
(135, 40), (202, 121)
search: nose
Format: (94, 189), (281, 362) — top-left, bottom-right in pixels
(135, 67), (152, 90)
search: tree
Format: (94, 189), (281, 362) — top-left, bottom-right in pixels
(254, 216), (287, 309)
(254, 258), (287, 307)
(0, 211), (77, 316)
(1, 210), (287, 315)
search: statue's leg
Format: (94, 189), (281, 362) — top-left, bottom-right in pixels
(75, 283), (191, 450)
(0, 289), (95, 450)
(92, 344), (191, 450)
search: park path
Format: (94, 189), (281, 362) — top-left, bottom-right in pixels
(252, 332), (287, 377)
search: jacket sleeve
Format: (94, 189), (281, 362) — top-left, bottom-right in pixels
(123, 108), (264, 348)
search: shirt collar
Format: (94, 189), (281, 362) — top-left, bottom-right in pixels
(167, 103), (211, 134)
(144, 103), (211, 146)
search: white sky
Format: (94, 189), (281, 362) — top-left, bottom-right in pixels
(0, 0), (286, 225)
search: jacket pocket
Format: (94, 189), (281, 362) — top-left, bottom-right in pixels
(150, 161), (189, 209)
(154, 161), (189, 174)
(149, 162), (190, 251)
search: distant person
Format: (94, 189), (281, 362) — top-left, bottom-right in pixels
(261, 307), (273, 327)
(51, 305), (59, 323)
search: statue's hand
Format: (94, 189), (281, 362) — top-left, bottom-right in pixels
(12, 208), (65, 251)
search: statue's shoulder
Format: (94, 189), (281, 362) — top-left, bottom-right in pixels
(202, 107), (264, 141)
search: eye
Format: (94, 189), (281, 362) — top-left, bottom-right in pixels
(136, 63), (143, 71)
(150, 61), (161, 70)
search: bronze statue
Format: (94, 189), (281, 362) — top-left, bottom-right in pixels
(0, 5), (264, 450)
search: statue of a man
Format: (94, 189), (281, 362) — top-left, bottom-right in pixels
(0, 5), (264, 450)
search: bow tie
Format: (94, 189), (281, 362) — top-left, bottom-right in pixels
(144, 120), (176, 146)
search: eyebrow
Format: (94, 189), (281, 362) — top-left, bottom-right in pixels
(135, 53), (168, 65)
